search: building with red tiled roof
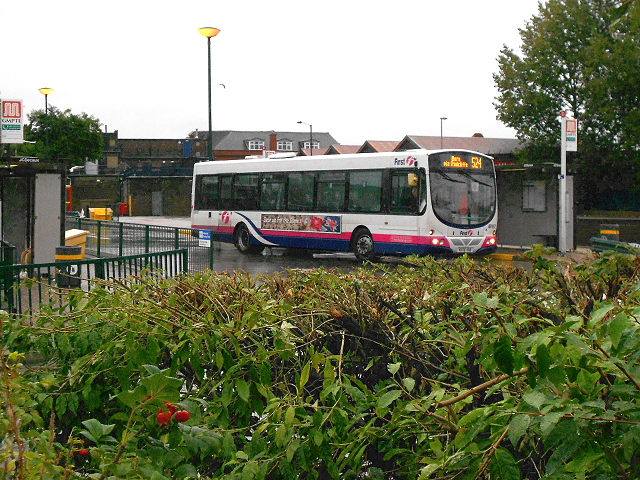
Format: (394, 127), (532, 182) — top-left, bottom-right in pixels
(325, 144), (360, 155)
(357, 140), (399, 153)
(396, 135), (524, 156)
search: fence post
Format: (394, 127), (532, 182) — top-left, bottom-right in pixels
(174, 227), (179, 250)
(119, 223), (124, 256)
(145, 226), (150, 254)
(209, 240), (214, 271)
(95, 258), (105, 280)
(183, 248), (189, 273)
(96, 220), (102, 258)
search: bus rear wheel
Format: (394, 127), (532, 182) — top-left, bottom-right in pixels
(234, 224), (265, 254)
(352, 229), (378, 261)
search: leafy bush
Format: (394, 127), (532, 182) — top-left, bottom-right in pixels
(2, 251), (640, 479)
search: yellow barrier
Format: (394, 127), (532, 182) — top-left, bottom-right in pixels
(89, 208), (113, 220)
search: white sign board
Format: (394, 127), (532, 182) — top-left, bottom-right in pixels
(199, 229), (211, 247)
(565, 118), (577, 152)
(0, 99), (24, 143)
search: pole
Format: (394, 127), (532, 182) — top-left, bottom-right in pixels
(559, 116), (568, 252)
(206, 36), (213, 162)
(310, 124), (313, 156)
(44, 94), (49, 160)
(440, 117), (447, 149)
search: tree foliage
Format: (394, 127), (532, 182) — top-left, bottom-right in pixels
(24, 106), (104, 164)
(4, 251), (640, 479)
(493, 0), (640, 206)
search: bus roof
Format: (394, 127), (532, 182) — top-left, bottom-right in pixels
(193, 149), (493, 175)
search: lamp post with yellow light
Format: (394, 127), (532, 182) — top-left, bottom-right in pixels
(198, 27), (220, 162)
(39, 88), (54, 159)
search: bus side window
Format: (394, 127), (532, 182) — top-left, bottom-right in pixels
(390, 172), (415, 213)
(234, 173), (259, 210)
(348, 170), (382, 213)
(261, 174), (286, 211)
(219, 175), (233, 210)
(198, 175), (219, 210)
(317, 172), (346, 212)
(288, 172), (315, 211)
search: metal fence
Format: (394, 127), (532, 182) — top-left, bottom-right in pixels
(0, 248), (188, 315)
(65, 217), (218, 273)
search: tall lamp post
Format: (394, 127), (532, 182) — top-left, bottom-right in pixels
(39, 88), (54, 159)
(39, 87), (65, 245)
(440, 116), (447, 149)
(297, 120), (313, 156)
(198, 27), (221, 162)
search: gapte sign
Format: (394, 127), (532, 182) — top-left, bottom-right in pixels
(1, 99), (24, 143)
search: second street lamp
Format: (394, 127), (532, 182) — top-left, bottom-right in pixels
(440, 117), (447, 149)
(39, 87), (54, 159)
(198, 27), (221, 162)
(297, 120), (313, 156)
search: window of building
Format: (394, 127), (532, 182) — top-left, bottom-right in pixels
(248, 139), (265, 150)
(522, 181), (546, 212)
(277, 140), (293, 151)
(303, 141), (320, 150)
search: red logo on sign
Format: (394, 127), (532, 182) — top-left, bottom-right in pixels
(407, 156), (416, 166)
(221, 211), (230, 224)
(2, 101), (21, 118)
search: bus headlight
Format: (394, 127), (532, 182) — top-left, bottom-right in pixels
(430, 237), (449, 247)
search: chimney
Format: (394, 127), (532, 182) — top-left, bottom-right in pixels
(270, 132), (277, 151)
(472, 133), (484, 137)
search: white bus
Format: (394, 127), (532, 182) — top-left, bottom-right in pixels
(191, 149), (498, 260)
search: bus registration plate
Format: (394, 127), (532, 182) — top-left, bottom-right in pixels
(459, 247), (474, 253)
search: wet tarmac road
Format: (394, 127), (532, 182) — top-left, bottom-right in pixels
(114, 216), (533, 275)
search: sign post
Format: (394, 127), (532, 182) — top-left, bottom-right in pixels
(559, 112), (577, 252)
(0, 99), (24, 143)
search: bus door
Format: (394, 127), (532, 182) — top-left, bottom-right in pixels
(217, 175), (233, 235)
(381, 170), (423, 247)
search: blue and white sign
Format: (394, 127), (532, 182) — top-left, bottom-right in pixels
(199, 230), (211, 247)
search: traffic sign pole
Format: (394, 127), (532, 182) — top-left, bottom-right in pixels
(559, 115), (568, 252)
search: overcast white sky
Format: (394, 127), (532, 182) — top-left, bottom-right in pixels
(1, 0), (543, 146)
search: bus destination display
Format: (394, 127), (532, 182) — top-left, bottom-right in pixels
(442, 155), (483, 169)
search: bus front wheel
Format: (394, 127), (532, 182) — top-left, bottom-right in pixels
(352, 229), (378, 261)
(234, 224), (265, 254)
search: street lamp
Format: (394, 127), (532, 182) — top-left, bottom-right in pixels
(297, 121), (313, 156)
(198, 27), (221, 162)
(39, 88), (54, 159)
(440, 117), (447, 149)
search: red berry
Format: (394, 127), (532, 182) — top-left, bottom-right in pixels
(157, 409), (172, 425)
(78, 449), (89, 456)
(174, 410), (190, 423)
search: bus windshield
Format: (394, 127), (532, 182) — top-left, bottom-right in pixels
(429, 152), (496, 228)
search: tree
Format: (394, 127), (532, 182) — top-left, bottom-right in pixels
(24, 106), (104, 165)
(493, 0), (640, 208)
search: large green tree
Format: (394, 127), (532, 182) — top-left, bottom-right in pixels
(493, 0), (640, 208)
(24, 106), (104, 165)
